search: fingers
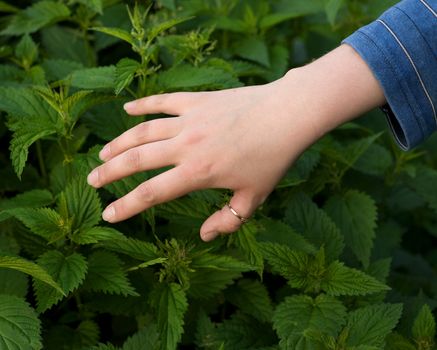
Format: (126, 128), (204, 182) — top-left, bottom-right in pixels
(124, 92), (204, 116)
(101, 166), (199, 223)
(88, 140), (177, 188)
(99, 118), (183, 161)
(199, 190), (261, 242)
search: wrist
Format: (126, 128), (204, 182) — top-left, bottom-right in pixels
(279, 45), (386, 138)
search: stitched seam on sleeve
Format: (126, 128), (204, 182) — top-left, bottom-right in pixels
(377, 19), (437, 125)
(393, 6), (437, 60)
(351, 29), (426, 139)
(419, 0), (437, 18)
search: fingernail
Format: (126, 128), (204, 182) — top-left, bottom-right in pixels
(99, 145), (110, 161)
(201, 231), (218, 242)
(102, 206), (115, 222)
(123, 101), (136, 111)
(87, 170), (99, 186)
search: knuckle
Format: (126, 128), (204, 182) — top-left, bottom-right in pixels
(181, 129), (204, 146)
(137, 182), (157, 204)
(125, 148), (142, 170)
(137, 122), (151, 141)
(185, 160), (214, 184)
(150, 94), (168, 107)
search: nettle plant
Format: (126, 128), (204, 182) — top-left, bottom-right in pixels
(0, 0), (436, 350)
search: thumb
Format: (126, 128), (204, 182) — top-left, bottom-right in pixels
(200, 190), (259, 242)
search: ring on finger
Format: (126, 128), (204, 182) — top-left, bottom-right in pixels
(226, 203), (249, 224)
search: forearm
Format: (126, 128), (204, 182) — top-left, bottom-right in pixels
(279, 44), (386, 139)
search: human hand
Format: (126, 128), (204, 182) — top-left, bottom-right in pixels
(87, 45), (385, 241)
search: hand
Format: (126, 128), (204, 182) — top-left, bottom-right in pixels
(87, 45), (385, 241)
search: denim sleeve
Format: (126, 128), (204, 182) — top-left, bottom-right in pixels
(342, 0), (437, 150)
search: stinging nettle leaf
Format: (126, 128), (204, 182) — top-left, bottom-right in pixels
(324, 190), (377, 268)
(99, 237), (159, 261)
(70, 66), (116, 90)
(34, 251), (88, 313)
(285, 192), (344, 262)
(2, 1), (70, 36)
(15, 34), (38, 67)
(63, 177), (102, 232)
(0, 256), (64, 295)
(224, 279), (273, 323)
(346, 303), (403, 348)
(114, 58), (140, 95)
(273, 294), (347, 349)
(150, 283), (188, 350)
(72, 226), (125, 245)
(321, 261), (390, 296)
(91, 27), (134, 46)
(0, 189), (53, 222)
(83, 251), (138, 296)
(8, 207), (65, 242)
(0, 295), (42, 350)
(412, 304), (436, 343)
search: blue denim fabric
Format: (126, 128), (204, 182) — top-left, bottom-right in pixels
(343, 0), (437, 150)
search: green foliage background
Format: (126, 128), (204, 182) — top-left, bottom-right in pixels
(0, 0), (436, 349)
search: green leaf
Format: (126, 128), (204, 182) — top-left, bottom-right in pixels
(76, 0), (103, 14)
(260, 242), (308, 281)
(114, 58), (140, 95)
(42, 59), (84, 81)
(91, 27), (134, 45)
(188, 253), (252, 299)
(157, 64), (242, 91)
(213, 313), (276, 349)
(7, 114), (58, 178)
(151, 283), (188, 350)
(0, 1), (19, 13)
(0, 189), (53, 222)
(324, 190), (377, 268)
(41, 26), (91, 65)
(2, 1), (70, 35)
(412, 304), (436, 344)
(63, 177), (102, 232)
(34, 251), (88, 313)
(72, 226), (125, 245)
(0, 256), (64, 295)
(273, 294), (347, 349)
(325, 0), (344, 25)
(257, 218), (317, 253)
(0, 295), (42, 350)
(224, 279), (273, 323)
(353, 143), (393, 177)
(410, 167), (437, 216)
(7, 207), (64, 241)
(385, 333), (416, 350)
(233, 37), (270, 67)
(84, 251), (138, 296)
(15, 34), (38, 67)
(99, 237), (159, 261)
(148, 17), (193, 40)
(346, 304), (403, 348)
(70, 66), (116, 90)
(285, 193), (344, 262)
(321, 261), (390, 296)
(231, 223), (264, 275)
(0, 269), (28, 298)
(122, 324), (160, 350)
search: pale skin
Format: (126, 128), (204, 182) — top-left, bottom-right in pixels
(87, 44), (386, 242)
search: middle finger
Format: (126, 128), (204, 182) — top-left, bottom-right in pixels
(88, 140), (178, 188)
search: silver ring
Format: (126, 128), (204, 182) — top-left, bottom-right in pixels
(226, 203), (249, 224)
